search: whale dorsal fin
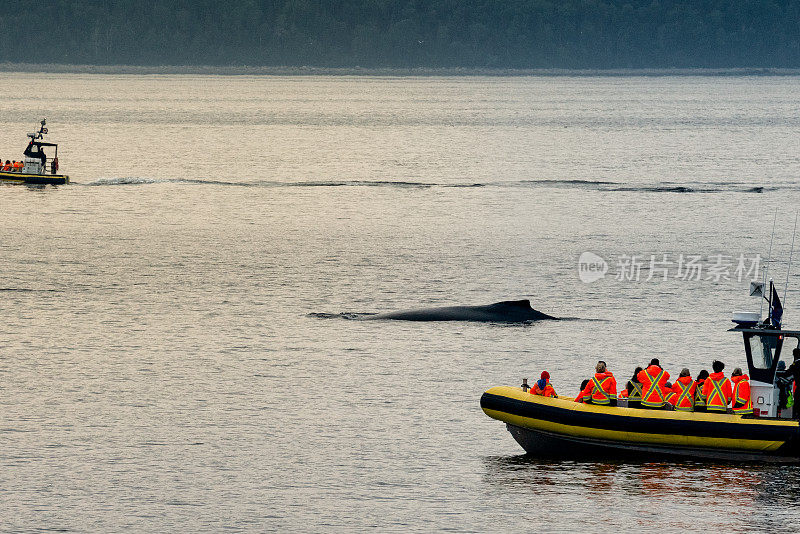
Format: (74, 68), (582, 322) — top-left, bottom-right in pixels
(487, 299), (532, 310)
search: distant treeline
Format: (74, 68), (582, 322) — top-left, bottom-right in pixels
(2, 0), (799, 68)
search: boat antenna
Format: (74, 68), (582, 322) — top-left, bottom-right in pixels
(762, 208), (779, 319)
(784, 211), (798, 304)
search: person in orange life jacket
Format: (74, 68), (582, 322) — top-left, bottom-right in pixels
(2, 160), (11, 171)
(580, 361), (617, 406)
(666, 368), (696, 411)
(730, 367), (753, 415)
(702, 360), (733, 413)
(637, 358), (670, 409)
(619, 366), (644, 409)
(693, 369), (710, 412)
(575, 379), (590, 403)
(13, 161), (23, 171)
(531, 371), (558, 398)
(778, 347), (800, 419)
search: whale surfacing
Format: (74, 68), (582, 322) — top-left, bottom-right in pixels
(366, 299), (555, 322)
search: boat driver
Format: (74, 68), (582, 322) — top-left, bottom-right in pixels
(778, 347), (800, 419)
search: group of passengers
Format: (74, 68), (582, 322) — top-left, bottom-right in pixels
(530, 357), (766, 415)
(1, 159), (25, 172)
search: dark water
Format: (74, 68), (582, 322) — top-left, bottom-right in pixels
(2, 73), (800, 531)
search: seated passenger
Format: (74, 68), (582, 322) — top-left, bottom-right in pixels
(731, 367), (753, 415)
(13, 161), (23, 172)
(2, 160), (11, 171)
(666, 368), (696, 412)
(531, 371), (557, 398)
(702, 360), (732, 413)
(637, 358), (670, 409)
(575, 379), (590, 403)
(618, 366), (644, 409)
(693, 370), (710, 412)
(580, 361), (617, 406)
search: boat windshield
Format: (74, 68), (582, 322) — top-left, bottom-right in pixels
(748, 334), (781, 370)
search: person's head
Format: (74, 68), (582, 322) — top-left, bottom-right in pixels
(664, 381), (672, 389)
(649, 358), (661, 368)
(541, 371), (550, 381)
(536, 379), (547, 390)
(596, 361), (607, 373)
(697, 369), (709, 381)
(632, 366), (643, 380)
(778, 361), (787, 372)
(732, 367), (743, 377)
(680, 368), (690, 378)
(580, 379), (589, 390)
(712, 360), (725, 373)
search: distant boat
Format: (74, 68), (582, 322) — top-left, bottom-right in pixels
(0, 119), (69, 185)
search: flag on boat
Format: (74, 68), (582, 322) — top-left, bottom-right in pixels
(770, 283), (783, 327)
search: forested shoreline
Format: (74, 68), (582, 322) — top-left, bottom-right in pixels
(2, 1), (798, 68)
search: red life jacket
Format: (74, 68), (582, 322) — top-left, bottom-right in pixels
(531, 381), (557, 398)
(731, 374), (753, 415)
(703, 372), (732, 412)
(667, 376), (696, 412)
(638, 365), (670, 408)
(583, 372), (617, 405)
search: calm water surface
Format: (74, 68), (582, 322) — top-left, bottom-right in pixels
(1, 73), (800, 531)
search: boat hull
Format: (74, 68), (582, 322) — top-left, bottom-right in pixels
(0, 171), (69, 185)
(481, 386), (800, 463)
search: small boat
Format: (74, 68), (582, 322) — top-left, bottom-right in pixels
(0, 119), (69, 185)
(481, 281), (800, 463)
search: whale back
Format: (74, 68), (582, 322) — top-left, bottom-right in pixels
(485, 299), (533, 311)
(366, 299), (554, 322)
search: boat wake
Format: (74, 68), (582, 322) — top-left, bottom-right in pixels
(81, 177), (773, 193)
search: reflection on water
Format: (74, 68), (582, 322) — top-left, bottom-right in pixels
(5, 73), (800, 530)
(483, 455), (800, 530)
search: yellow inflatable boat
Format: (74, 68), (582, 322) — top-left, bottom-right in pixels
(481, 386), (800, 462)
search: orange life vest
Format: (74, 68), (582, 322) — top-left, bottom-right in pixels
(638, 366), (669, 408)
(731, 374), (753, 415)
(533, 380), (556, 397)
(1, 162), (11, 172)
(531, 381), (557, 398)
(703, 373), (732, 412)
(586, 372), (617, 405)
(668, 376), (696, 412)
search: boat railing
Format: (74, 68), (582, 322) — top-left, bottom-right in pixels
(3, 157), (61, 175)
